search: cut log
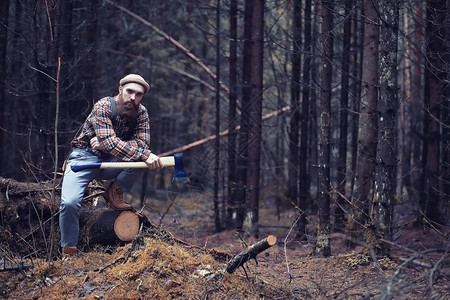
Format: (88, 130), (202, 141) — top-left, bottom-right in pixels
(226, 235), (277, 274)
(114, 211), (140, 241)
(80, 208), (146, 246)
(0, 176), (56, 196)
(0, 176), (153, 256)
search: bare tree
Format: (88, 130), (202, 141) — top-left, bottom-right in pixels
(287, 0), (301, 209)
(315, 0), (333, 256)
(227, 0), (238, 229)
(335, 0), (353, 229)
(213, 0), (222, 232)
(443, 0), (450, 219)
(348, 0), (379, 241)
(421, 0), (447, 224)
(245, 0), (264, 237)
(298, 0), (312, 236)
(410, 1), (425, 206)
(0, 0), (9, 172)
(233, 0), (254, 230)
(370, 0), (399, 257)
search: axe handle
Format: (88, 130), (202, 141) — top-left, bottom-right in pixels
(71, 156), (175, 172)
(99, 156), (175, 168)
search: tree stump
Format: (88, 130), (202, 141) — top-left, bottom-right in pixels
(226, 235), (277, 273)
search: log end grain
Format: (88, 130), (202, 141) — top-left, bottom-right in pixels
(266, 235), (277, 246)
(226, 235), (278, 274)
(114, 211), (140, 241)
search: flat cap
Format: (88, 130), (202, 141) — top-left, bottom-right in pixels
(119, 74), (150, 94)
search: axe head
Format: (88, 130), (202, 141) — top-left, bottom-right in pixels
(172, 153), (190, 183)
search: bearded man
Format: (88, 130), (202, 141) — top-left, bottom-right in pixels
(59, 74), (163, 256)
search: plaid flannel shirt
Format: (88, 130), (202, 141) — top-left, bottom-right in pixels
(71, 97), (152, 162)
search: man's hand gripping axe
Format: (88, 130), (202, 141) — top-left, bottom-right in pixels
(71, 153), (189, 183)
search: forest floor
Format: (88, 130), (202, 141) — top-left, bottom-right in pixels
(1, 185), (449, 299)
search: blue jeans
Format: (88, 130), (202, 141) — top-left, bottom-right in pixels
(59, 148), (145, 248)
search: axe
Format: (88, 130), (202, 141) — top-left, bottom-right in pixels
(70, 153), (189, 183)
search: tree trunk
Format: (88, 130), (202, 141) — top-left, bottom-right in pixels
(307, 2), (320, 212)
(227, 0), (238, 229)
(420, 0), (446, 225)
(35, 1), (57, 179)
(335, 0), (353, 229)
(370, 0), (399, 257)
(245, 0), (264, 237)
(314, 0), (333, 257)
(4, 1), (24, 179)
(348, 0), (379, 241)
(0, 0), (9, 176)
(81, 0), (99, 104)
(348, 2), (364, 215)
(232, 0), (252, 230)
(213, 0), (222, 232)
(298, 0), (312, 236)
(410, 2), (425, 212)
(80, 209), (144, 247)
(443, 0), (450, 225)
(287, 0), (301, 209)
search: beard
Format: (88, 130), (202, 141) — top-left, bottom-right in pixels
(116, 96), (140, 119)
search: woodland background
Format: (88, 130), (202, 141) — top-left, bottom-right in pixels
(0, 0), (449, 259)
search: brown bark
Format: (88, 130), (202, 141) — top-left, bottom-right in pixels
(80, 209), (143, 247)
(226, 235), (277, 273)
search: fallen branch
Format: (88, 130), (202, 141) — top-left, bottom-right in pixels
(0, 176), (56, 195)
(397, 256), (432, 269)
(284, 217), (300, 283)
(159, 105), (290, 156)
(381, 248), (446, 300)
(96, 257), (125, 273)
(226, 235), (277, 274)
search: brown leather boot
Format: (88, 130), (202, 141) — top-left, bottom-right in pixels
(105, 182), (132, 210)
(62, 246), (77, 256)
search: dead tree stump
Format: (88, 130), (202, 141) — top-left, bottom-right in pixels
(226, 235), (277, 273)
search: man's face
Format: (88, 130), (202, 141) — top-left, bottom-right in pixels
(117, 83), (145, 118)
